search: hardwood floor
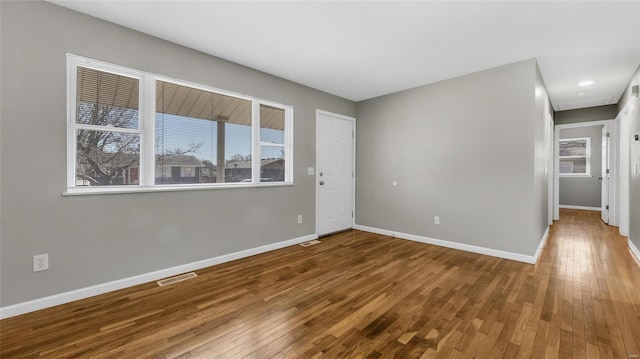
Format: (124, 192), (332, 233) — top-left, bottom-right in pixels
(1, 209), (639, 358)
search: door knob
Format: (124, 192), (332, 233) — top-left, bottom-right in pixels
(319, 181), (325, 185)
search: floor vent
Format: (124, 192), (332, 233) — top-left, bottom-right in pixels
(300, 240), (321, 247)
(157, 272), (197, 286)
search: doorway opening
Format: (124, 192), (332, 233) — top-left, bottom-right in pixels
(554, 120), (616, 224)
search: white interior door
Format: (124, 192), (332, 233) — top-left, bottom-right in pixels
(601, 126), (610, 223)
(317, 111), (354, 236)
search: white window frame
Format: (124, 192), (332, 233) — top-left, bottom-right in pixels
(256, 102), (293, 183)
(558, 136), (591, 177)
(66, 54), (293, 195)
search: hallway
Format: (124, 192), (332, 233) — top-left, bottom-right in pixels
(540, 209), (640, 358)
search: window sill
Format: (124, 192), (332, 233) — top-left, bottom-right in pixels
(559, 174), (593, 178)
(63, 182), (294, 196)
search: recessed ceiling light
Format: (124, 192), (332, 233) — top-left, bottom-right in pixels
(577, 91), (587, 96)
(578, 80), (594, 87)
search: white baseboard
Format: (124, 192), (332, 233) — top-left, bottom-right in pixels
(353, 224), (549, 265)
(559, 205), (601, 211)
(629, 239), (640, 266)
(0, 233), (317, 320)
(533, 226), (550, 263)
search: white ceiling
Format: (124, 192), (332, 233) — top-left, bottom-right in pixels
(50, 1), (640, 111)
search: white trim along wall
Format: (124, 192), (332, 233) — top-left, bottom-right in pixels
(353, 224), (550, 265)
(629, 239), (640, 265)
(559, 205), (602, 211)
(0, 233), (317, 319)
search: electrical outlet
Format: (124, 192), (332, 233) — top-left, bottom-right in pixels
(33, 254), (49, 272)
(307, 167), (315, 175)
(434, 216), (440, 225)
(298, 215), (303, 224)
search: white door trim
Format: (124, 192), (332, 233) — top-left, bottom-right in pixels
(548, 115), (554, 226)
(616, 99), (635, 236)
(601, 125), (610, 223)
(554, 119), (616, 223)
(315, 110), (356, 237)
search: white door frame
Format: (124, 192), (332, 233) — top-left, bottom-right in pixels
(616, 99), (635, 236)
(548, 114), (555, 226)
(315, 110), (356, 237)
(554, 119), (616, 223)
(602, 125), (611, 223)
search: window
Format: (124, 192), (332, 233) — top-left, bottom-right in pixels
(559, 137), (591, 176)
(155, 80), (253, 185)
(67, 55), (293, 193)
(73, 67), (141, 186)
(260, 104), (286, 182)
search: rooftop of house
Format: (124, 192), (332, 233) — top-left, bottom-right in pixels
(225, 158), (283, 169)
(156, 154), (205, 167)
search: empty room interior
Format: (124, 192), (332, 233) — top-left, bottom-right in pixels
(1, 1), (640, 358)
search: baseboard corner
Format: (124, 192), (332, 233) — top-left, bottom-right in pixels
(629, 239), (640, 266)
(533, 226), (550, 264)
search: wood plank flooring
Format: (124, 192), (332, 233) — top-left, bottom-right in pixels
(1, 209), (639, 358)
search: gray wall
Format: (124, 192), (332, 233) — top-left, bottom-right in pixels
(555, 105), (618, 125)
(558, 126), (603, 208)
(356, 59), (550, 256)
(618, 65), (640, 253)
(0, 1), (356, 306)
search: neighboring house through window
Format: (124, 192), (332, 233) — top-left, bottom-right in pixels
(559, 137), (591, 176)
